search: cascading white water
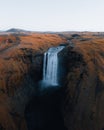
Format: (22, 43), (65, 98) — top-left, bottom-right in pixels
(42, 46), (64, 86)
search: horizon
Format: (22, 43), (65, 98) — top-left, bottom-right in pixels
(2, 28), (104, 33)
(1, 0), (104, 32)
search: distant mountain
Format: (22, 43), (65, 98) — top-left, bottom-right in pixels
(6, 28), (30, 33)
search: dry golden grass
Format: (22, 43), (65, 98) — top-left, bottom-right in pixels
(19, 33), (66, 51)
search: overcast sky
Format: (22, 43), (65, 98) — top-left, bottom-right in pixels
(0, 0), (104, 31)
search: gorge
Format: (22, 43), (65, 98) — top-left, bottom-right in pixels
(0, 32), (104, 130)
(25, 45), (67, 130)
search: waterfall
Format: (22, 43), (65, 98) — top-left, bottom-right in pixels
(42, 46), (64, 86)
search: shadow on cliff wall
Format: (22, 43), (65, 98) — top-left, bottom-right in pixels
(24, 46), (68, 130)
(25, 88), (68, 130)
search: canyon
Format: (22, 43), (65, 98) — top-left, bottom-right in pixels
(0, 31), (104, 130)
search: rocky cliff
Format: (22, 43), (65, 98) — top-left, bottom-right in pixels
(0, 33), (66, 130)
(61, 34), (104, 130)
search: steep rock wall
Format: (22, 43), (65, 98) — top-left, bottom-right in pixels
(62, 41), (104, 130)
(0, 48), (43, 130)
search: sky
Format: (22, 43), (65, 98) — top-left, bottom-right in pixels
(0, 0), (104, 31)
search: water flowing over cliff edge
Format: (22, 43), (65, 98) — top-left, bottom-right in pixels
(42, 46), (64, 86)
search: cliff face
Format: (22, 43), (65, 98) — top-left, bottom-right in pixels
(62, 34), (104, 130)
(0, 32), (104, 130)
